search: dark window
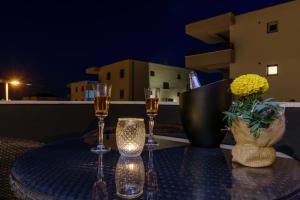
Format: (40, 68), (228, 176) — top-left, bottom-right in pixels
(81, 86), (84, 92)
(106, 72), (111, 80)
(267, 21), (278, 33)
(177, 74), (181, 79)
(163, 82), (170, 89)
(150, 71), (155, 76)
(75, 87), (78, 92)
(167, 98), (174, 102)
(120, 90), (124, 99)
(177, 92), (180, 97)
(120, 69), (125, 78)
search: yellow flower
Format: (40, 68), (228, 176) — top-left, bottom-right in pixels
(230, 74), (269, 96)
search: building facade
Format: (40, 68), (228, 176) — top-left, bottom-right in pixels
(185, 0), (300, 101)
(86, 59), (190, 102)
(67, 80), (98, 101)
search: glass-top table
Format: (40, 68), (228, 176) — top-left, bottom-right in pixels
(10, 134), (300, 200)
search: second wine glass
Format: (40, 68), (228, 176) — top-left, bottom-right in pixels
(144, 88), (160, 147)
(91, 83), (111, 154)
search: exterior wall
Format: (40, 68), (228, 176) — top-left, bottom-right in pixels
(230, 0), (300, 101)
(68, 81), (86, 101)
(185, 49), (234, 71)
(94, 59), (190, 102)
(98, 60), (132, 101)
(0, 101), (300, 160)
(186, 12), (234, 44)
(132, 60), (149, 101)
(148, 63), (190, 102)
(0, 101), (182, 142)
(68, 81), (96, 101)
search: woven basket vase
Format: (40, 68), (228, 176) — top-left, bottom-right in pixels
(231, 114), (285, 167)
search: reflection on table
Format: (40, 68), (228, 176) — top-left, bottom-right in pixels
(92, 154), (108, 200)
(10, 135), (300, 200)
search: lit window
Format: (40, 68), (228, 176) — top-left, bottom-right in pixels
(267, 64), (278, 76)
(267, 21), (278, 33)
(120, 69), (125, 78)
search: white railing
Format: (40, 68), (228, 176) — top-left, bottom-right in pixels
(0, 100), (179, 105)
(0, 100), (299, 107)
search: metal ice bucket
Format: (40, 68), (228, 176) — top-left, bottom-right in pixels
(179, 79), (231, 147)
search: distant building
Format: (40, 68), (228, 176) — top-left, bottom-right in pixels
(23, 92), (61, 101)
(86, 59), (191, 102)
(185, 0), (300, 101)
(67, 80), (98, 101)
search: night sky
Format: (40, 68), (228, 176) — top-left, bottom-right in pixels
(0, 0), (289, 99)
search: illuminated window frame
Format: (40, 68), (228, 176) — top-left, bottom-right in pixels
(267, 64), (278, 76)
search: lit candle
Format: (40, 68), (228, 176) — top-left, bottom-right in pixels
(126, 143), (138, 152)
(116, 118), (145, 157)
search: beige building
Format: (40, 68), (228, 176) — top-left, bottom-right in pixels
(67, 80), (98, 101)
(185, 0), (300, 101)
(86, 59), (190, 102)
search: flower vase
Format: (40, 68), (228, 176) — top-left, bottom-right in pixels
(231, 114), (285, 167)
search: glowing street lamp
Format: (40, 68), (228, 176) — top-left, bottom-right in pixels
(10, 80), (21, 86)
(5, 80), (20, 101)
(4, 79), (29, 101)
(0, 78), (31, 101)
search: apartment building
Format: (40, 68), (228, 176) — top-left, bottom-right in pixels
(185, 0), (300, 101)
(67, 80), (98, 101)
(86, 59), (190, 102)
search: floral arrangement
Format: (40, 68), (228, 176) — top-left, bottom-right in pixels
(224, 74), (281, 138)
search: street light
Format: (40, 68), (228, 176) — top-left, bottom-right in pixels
(10, 80), (21, 86)
(1, 79), (31, 101)
(5, 80), (21, 101)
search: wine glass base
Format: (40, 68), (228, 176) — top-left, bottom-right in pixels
(91, 145), (111, 154)
(145, 140), (159, 148)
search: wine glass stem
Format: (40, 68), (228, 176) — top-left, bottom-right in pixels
(97, 154), (104, 180)
(148, 150), (154, 169)
(149, 115), (154, 141)
(98, 116), (105, 147)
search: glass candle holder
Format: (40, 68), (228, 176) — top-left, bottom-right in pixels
(116, 118), (145, 157)
(115, 156), (145, 199)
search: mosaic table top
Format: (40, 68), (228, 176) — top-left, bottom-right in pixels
(11, 135), (300, 200)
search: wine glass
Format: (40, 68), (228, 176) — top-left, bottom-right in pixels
(144, 88), (160, 147)
(91, 83), (111, 154)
